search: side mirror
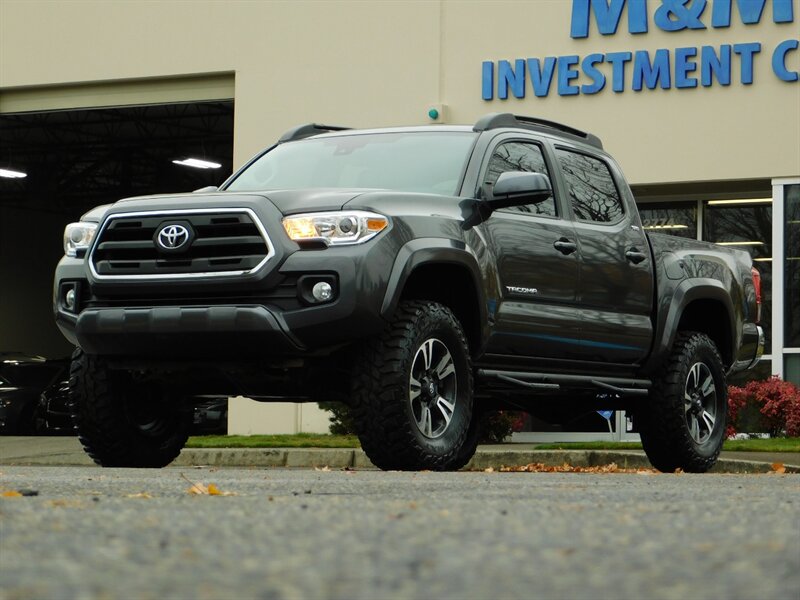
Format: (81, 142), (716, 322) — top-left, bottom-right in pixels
(487, 172), (552, 210)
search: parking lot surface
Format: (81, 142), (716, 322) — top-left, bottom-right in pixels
(1, 466), (798, 600)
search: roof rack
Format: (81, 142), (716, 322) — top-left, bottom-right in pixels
(473, 113), (603, 149)
(279, 123), (352, 143)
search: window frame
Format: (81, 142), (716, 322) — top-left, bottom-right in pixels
(476, 134), (565, 221)
(553, 144), (627, 226)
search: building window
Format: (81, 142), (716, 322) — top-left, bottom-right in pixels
(784, 184), (800, 347)
(639, 202), (697, 238)
(703, 199), (772, 353)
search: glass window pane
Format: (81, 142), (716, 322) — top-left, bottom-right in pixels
(556, 149), (624, 224)
(703, 200), (772, 352)
(784, 184), (800, 347)
(638, 202), (697, 239)
(484, 142), (556, 217)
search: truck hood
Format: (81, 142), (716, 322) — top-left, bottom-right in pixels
(111, 188), (376, 216)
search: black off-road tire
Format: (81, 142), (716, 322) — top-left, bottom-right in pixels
(638, 332), (727, 473)
(351, 301), (474, 471)
(70, 349), (191, 467)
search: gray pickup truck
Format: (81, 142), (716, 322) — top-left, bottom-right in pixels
(54, 113), (764, 472)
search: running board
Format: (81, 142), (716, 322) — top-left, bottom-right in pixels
(477, 369), (651, 397)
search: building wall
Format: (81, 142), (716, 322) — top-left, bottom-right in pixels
(2, 0), (798, 434)
(2, 0), (798, 184)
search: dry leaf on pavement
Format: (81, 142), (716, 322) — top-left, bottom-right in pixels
(771, 462), (786, 474)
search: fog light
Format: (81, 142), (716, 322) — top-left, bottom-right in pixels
(65, 288), (76, 310)
(312, 282), (333, 302)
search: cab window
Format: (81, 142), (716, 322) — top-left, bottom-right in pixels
(484, 142), (556, 217)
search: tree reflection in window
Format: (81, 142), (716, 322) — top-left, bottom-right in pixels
(484, 142), (556, 217)
(556, 149), (624, 224)
(704, 200), (772, 352)
(638, 202), (697, 239)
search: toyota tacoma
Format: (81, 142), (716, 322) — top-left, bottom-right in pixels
(54, 113), (764, 472)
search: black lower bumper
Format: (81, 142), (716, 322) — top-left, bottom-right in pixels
(65, 305), (304, 357)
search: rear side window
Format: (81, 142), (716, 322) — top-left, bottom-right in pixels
(484, 142), (556, 217)
(556, 149), (624, 224)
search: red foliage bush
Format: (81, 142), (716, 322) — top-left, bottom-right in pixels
(727, 376), (800, 437)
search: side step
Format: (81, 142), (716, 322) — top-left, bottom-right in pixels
(477, 369), (651, 397)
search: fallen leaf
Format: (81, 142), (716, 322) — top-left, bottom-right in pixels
(207, 483), (236, 496)
(1, 490), (22, 498)
(484, 467), (494, 473)
(314, 466), (331, 472)
(126, 492), (153, 499)
(772, 463), (786, 474)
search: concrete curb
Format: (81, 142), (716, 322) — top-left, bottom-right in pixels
(169, 448), (798, 473)
(2, 438), (797, 473)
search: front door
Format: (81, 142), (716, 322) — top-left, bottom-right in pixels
(480, 139), (582, 360)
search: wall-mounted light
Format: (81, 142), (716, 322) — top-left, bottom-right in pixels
(0, 168), (27, 179)
(172, 158), (221, 169)
(753, 258), (773, 262)
(707, 198), (772, 205)
(643, 224), (689, 230)
(716, 241), (764, 246)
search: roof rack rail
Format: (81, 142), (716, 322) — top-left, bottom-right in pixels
(473, 113), (603, 149)
(279, 123), (351, 143)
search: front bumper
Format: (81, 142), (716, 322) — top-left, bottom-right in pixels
(54, 197), (397, 358)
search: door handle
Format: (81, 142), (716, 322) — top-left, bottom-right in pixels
(626, 248), (647, 264)
(553, 238), (577, 255)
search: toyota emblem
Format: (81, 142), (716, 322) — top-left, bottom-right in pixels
(157, 224), (190, 250)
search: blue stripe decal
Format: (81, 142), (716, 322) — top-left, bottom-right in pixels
(496, 332), (640, 352)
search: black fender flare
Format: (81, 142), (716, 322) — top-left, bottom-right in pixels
(380, 238), (488, 340)
(643, 278), (737, 375)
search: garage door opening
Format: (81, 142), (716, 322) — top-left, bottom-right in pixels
(0, 100), (235, 358)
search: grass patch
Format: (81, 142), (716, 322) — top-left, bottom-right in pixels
(186, 434), (799, 452)
(533, 438), (800, 453)
(186, 433), (360, 449)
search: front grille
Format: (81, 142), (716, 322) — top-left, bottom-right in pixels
(90, 209), (273, 278)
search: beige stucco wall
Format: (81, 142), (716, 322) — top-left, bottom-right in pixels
(1, 0), (798, 184)
(1, 0), (798, 434)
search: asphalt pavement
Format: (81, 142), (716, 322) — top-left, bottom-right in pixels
(1, 436), (798, 472)
(0, 466), (798, 600)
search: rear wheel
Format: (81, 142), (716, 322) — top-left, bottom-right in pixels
(70, 350), (190, 467)
(351, 301), (474, 471)
(638, 332), (727, 473)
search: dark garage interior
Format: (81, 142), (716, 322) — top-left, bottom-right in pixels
(0, 100), (234, 358)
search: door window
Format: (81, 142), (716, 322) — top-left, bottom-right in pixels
(556, 149), (624, 224)
(484, 142), (556, 217)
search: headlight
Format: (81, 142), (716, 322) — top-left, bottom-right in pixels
(282, 211), (389, 246)
(63, 222), (98, 257)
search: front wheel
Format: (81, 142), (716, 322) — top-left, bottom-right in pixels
(70, 350), (191, 467)
(638, 332), (727, 473)
(351, 301), (474, 471)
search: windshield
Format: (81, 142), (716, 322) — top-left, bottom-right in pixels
(225, 131), (476, 195)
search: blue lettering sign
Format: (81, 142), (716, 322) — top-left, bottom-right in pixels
(581, 53), (608, 93)
(632, 49), (672, 90)
(654, 0), (708, 32)
(571, 0), (649, 38)
(675, 46), (699, 87)
(701, 44), (732, 86)
(527, 57), (558, 96)
(606, 51), (633, 91)
(733, 42), (762, 84)
(711, 0), (794, 28)
(558, 55), (582, 95)
(498, 59), (526, 99)
(772, 39), (799, 81)
(482, 61), (494, 100)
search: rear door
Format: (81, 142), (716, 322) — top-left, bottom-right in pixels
(551, 144), (654, 364)
(479, 136), (583, 360)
